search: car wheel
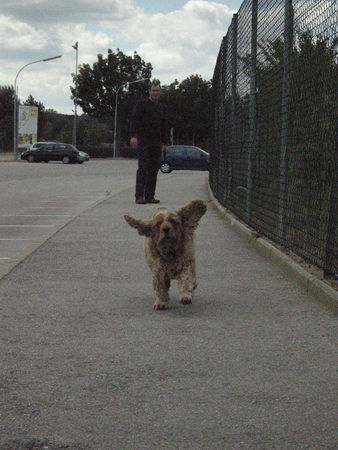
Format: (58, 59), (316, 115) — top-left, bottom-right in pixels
(62, 156), (71, 164)
(27, 154), (35, 163)
(78, 161), (83, 164)
(160, 161), (172, 173)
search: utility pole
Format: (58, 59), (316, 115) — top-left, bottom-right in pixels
(72, 42), (79, 147)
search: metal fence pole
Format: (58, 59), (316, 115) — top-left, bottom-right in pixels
(277, 0), (293, 249)
(72, 42), (78, 147)
(220, 36), (228, 206)
(246, 0), (258, 223)
(227, 14), (238, 209)
(13, 92), (18, 161)
(324, 155), (337, 276)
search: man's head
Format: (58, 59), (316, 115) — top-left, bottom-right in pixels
(149, 82), (161, 103)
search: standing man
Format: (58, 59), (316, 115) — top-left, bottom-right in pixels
(130, 81), (168, 204)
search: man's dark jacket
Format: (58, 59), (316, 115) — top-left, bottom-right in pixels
(130, 98), (168, 147)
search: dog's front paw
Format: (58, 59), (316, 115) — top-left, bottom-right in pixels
(153, 302), (169, 311)
(180, 296), (192, 305)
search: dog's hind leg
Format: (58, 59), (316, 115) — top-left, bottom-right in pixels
(152, 272), (171, 311)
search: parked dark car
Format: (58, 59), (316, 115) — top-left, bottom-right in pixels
(29, 141), (56, 150)
(160, 145), (209, 173)
(21, 143), (90, 164)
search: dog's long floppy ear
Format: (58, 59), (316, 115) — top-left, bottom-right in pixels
(177, 200), (207, 230)
(124, 214), (153, 237)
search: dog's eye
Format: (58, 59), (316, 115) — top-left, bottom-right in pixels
(168, 218), (179, 227)
(153, 218), (163, 230)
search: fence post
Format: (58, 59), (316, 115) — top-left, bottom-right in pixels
(226, 14), (238, 209)
(219, 36), (228, 206)
(246, 0), (258, 223)
(324, 157), (337, 277)
(277, 0), (293, 249)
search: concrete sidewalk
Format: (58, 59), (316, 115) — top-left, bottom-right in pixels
(0, 172), (336, 449)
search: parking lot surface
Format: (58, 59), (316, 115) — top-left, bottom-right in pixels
(0, 160), (136, 280)
(0, 160), (336, 449)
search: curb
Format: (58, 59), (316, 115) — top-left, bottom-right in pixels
(207, 182), (337, 315)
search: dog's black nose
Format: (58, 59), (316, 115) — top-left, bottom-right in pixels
(162, 226), (170, 235)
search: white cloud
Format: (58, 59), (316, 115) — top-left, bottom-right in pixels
(0, 0), (138, 24)
(121, 0), (233, 83)
(0, 0), (234, 113)
(0, 15), (48, 51)
(183, 0), (232, 26)
(57, 24), (114, 61)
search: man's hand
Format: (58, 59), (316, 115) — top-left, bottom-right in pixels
(130, 137), (138, 149)
(162, 145), (168, 153)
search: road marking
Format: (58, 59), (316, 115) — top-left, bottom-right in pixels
(0, 257), (11, 260)
(41, 200), (93, 203)
(0, 214), (72, 217)
(0, 238), (39, 241)
(0, 225), (55, 227)
(51, 196), (104, 199)
(25, 206), (83, 209)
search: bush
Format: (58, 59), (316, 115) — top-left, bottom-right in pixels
(119, 146), (137, 158)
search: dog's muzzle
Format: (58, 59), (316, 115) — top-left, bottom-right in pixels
(158, 236), (178, 259)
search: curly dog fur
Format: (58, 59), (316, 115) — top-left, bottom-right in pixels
(124, 200), (207, 310)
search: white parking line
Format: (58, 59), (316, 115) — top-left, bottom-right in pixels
(51, 197), (104, 200)
(41, 200), (94, 203)
(0, 238), (38, 240)
(0, 225), (55, 227)
(0, 214), (72, 217)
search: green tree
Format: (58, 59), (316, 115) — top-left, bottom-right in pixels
(71, 49), (152, 119)
(71, 48), (152, 152)
(77, 115), (111, 146)
(179, 75), (211, 146)
(287, 32), (337, 262)
(40, 111), (72, 142)
(162, 75), (211, 148)
(0, 85), (14, 151)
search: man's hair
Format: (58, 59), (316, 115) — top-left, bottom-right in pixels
(151, 79), (161, 87)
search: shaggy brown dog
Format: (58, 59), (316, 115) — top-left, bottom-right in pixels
(124, 200), (207, 310)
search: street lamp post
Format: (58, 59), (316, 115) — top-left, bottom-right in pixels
(13, 55), (62, 160)
(113, 78), (149, 158)
(72, 42), (78, 146)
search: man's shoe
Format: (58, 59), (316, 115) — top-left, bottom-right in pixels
(135, 197), (146, 204)
(146, 198), (160, 204)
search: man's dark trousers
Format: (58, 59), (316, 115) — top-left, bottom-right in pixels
(135, 145), (161, 200)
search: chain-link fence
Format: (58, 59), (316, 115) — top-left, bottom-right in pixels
(210, 0), (337, 277)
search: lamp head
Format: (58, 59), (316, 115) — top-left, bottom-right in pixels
(42, 55), (62, 62)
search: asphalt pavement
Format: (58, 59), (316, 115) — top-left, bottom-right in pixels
(0, 165), (336, 449)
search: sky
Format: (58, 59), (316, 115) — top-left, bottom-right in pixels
(0, 0), (242, 114)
